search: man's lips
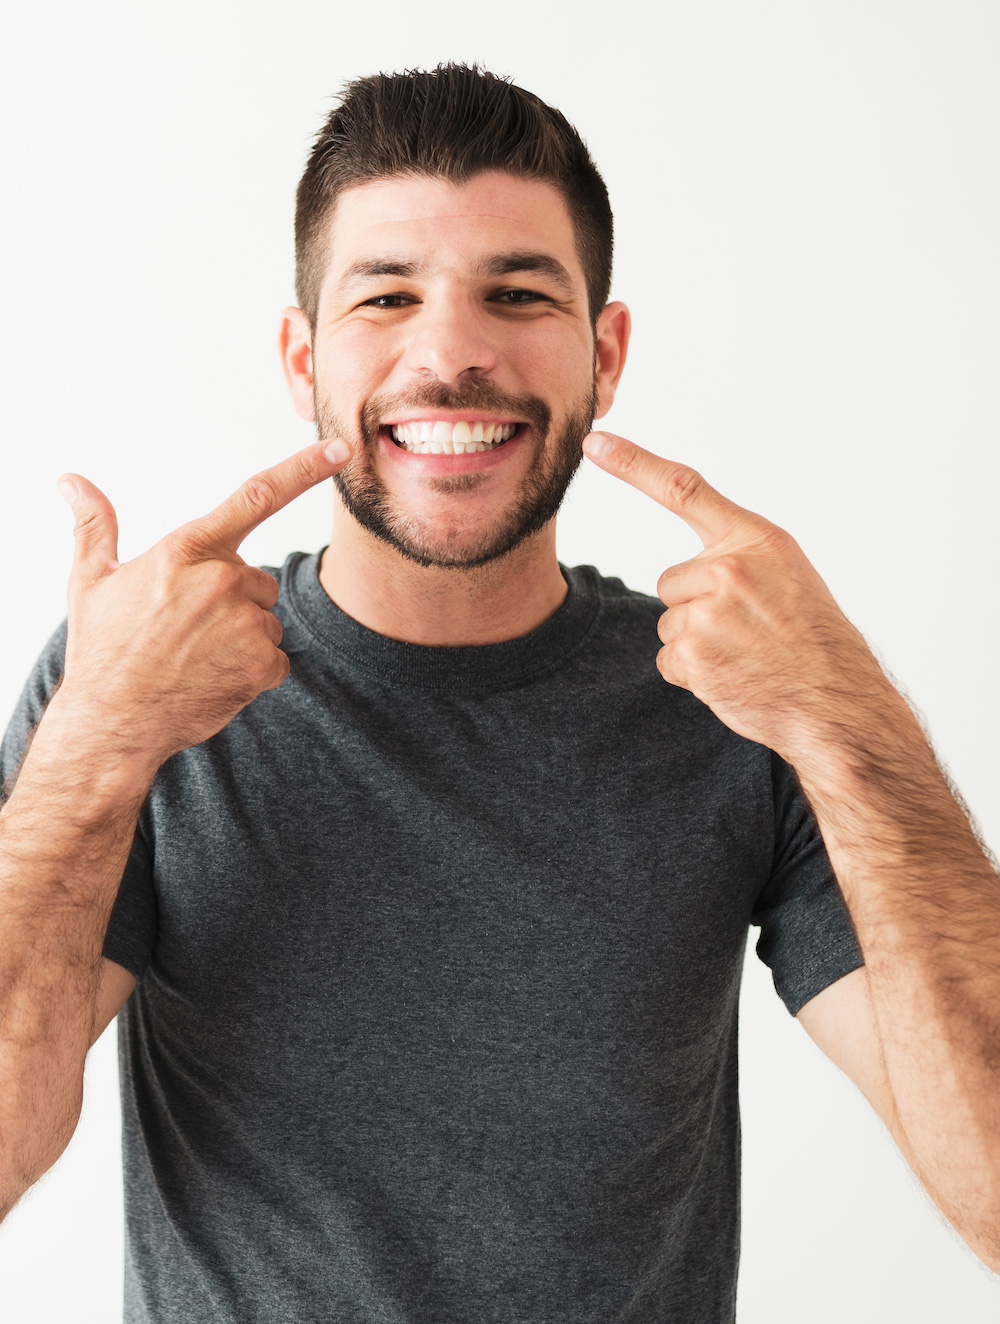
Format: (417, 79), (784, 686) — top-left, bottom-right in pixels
(378, 423), (530, 475)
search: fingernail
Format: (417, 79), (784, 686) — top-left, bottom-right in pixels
(583, 432), (614, 459)
(324, 438), (352, 464)
(57, 478), (79, 509)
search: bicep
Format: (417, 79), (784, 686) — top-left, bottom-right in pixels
(90, 958), (136, 1046)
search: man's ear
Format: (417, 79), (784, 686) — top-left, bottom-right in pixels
(279, 307), (316, 422)
(593, 301), (631, 420)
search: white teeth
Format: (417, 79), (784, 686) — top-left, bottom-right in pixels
(388, 420), (519, 454)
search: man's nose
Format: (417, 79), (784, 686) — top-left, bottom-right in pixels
(401, 301), (499, 383)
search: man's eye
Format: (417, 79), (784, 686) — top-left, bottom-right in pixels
(495, 289), (547, 306)
(361, 294), (411, 309)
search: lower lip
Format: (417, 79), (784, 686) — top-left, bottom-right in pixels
(379, 427), (530, 475)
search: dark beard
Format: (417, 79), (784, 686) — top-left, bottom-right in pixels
(315, 378), (598, 571)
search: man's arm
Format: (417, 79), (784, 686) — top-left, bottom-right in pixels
(0, 708), (150, 1219)
(796, 964), (999, 1262)
(0, 438), (352, 1221)
(582, 430), (1000, 1272)
(790, 700), (1000, 1273)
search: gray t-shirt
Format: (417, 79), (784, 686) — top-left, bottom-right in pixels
(1, 555), (864, 1323)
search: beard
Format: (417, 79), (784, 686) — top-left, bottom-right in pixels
(314, 377), (599, 571)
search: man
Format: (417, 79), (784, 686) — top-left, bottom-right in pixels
(0, 63), (998, 1322)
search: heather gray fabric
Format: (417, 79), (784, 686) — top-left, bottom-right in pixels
(1, 555), (864, 1323)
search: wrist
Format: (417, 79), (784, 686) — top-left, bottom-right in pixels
(26, 686), (164, 810)
(783, 680), (960, 858)
(780, 670), (925, 795)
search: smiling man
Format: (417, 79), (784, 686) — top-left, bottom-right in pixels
(286, 160), (623, 643)
(311, 189), (594, 572)
(2, 64), (1000, 1324)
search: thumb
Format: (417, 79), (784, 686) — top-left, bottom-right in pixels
(59, 474), (120, 581)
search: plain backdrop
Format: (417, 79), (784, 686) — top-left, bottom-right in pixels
(2, 1), (999, 1319)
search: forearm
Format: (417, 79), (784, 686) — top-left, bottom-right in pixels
(0, 441), (331, 1217)
(0, 691), (154, 1217)
(791, 684), (1000, 1268)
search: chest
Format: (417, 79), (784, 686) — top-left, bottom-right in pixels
(144, 686), (769, 1078)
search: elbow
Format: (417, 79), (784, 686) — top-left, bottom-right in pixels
(968, 1232), (1000, 1278)
(0, 1183), (25, 1226)
(0, 1088), (83, 1226)
(976, 1208), (1000, 1277)
(947, 1167), (1000, 1277)
(0, 1124), (75, 1227)
(0, 1154), (35, 1228)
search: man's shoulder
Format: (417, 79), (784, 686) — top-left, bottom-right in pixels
(1, 619), (69, 794)
(258, 550), (312, 590)
(564, 563), (661, 615)
(562, 562), (665, 652)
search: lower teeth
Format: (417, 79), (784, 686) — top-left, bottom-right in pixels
(394, 438), (505, 455)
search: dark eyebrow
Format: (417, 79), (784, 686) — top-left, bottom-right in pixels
(478, 252), (578, 297)
(333, 252), (579, 298)
(335, 258), (422, 293)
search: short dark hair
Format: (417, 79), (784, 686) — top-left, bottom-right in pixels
(294, 64), (614, 329)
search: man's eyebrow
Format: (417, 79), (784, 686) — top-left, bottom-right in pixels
(478, 253), (578, 296)
(332, 252), (579, 297)
(335, 258), (422, 291)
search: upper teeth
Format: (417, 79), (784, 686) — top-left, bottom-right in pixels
(389, 420), (518, 454)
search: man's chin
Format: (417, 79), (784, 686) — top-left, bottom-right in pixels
(322, 386), (596, 571)
(332, 484), (548, 571)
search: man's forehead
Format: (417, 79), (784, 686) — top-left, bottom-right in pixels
(323, 172), (583, 279)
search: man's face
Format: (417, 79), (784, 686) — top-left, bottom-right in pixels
(302, 171), (610, 570)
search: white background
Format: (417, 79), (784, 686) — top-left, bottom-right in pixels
(1, 1), (999, 1319)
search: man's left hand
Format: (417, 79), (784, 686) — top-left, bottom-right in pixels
(582, 430), (891, 760)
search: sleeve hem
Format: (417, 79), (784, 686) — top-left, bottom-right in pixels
(778, 943), (866, 1018)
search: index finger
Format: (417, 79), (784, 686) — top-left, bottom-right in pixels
(582, 431), (757, 548)
(185, 438), (352, 555)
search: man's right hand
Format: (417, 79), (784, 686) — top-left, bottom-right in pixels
(54, 437), (353, 776)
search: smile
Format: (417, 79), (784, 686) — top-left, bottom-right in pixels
(387, 420), (522, 455)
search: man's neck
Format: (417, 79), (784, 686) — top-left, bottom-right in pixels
(317, 513), (569, 648)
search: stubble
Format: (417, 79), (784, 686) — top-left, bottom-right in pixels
(314, 378), (598, 571)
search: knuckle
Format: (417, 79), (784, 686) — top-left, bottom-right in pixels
(264, 650), (291, 691)
(288, 453), (321, 490)
(162, 526), (201, 564)
(240, 475), (279, 518)
(613, 443), (642, 479)
(656, 644), (678, 685)
(202, 559), (242, 598)
(656, 566), (675, 600)
(758, 523), (794, 557)
(662, 465), (704, 511)
(712, 553), (746, 589)
(685, 598), (715, 635)
(253, 569), (281, 608)
(72, 507), (103, 541)
(671, 636), (698, 681)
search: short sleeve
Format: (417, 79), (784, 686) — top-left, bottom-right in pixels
(1, 622), (158, 982)
(751, 749), (864, 1016)
(1, 621), (69, 800)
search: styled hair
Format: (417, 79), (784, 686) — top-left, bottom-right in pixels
(294, 64), (614, 328)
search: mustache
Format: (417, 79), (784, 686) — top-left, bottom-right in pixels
(361, 383), (551, 441)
